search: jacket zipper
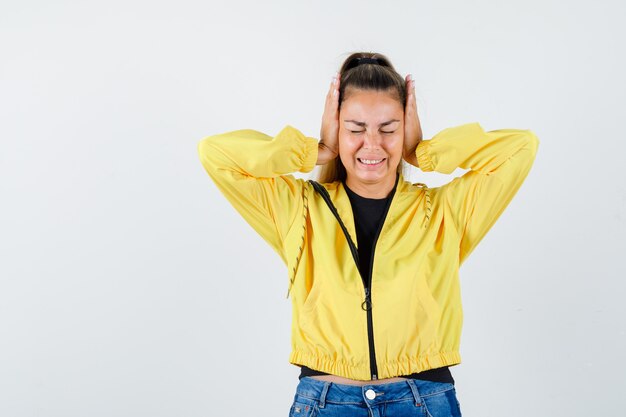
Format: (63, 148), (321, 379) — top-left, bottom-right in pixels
(362, 182), (397, 380)
(309, 174), (398, 381)
(362, 287), (376, 379)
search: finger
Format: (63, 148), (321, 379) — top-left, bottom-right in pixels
(327, 74), (339, 115)
(405, 75), (412, 105)
(406, 75), (416, 110)
(325, 73), (335, 97)
(325, 78), (337, 108)
(326, 78), (334, 100)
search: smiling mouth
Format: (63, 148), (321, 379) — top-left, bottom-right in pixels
(357, 158), (386, 166)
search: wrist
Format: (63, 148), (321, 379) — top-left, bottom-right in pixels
(317, 142), (338, 165)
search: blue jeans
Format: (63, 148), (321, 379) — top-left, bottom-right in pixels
(289, 376), (462, 417)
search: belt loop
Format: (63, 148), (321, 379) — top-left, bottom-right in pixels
(318, 381), (330, 408)
(405, 379), (424, 406)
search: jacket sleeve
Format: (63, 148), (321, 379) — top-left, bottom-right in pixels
(414, 122), (539, 264)
(197, 125), (319, 264)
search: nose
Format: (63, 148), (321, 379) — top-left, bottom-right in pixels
(362, 131), (383, 149)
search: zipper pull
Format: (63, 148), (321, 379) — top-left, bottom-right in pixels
(361, 287), (372, 311)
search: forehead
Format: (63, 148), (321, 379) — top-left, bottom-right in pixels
(341, 89), (403, 120)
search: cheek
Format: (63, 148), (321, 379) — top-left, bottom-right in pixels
(338, 135), (360, 156)
(337, 136), (350, 165)
(384, 136), (404, 157)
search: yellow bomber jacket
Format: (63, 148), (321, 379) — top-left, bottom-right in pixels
(197, 122), (539, 381)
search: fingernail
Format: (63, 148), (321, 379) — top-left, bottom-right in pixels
(333, 89), (337, 97)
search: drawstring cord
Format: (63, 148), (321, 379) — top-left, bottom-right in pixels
(286, 184), (309, 299)
(414, 182), (432, 228)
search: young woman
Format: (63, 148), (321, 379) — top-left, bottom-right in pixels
(197, 52), (539, 417)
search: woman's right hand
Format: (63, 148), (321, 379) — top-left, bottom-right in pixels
(317, 72), (340, 165)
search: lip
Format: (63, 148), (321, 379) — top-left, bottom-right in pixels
(357, 158), (386, 169)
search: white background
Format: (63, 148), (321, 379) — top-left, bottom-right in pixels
(1, 1), (624, 416)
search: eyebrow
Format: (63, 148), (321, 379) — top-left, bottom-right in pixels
(344, 119), (401, 127)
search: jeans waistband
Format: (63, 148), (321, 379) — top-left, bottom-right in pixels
(295, 376), (456, 408)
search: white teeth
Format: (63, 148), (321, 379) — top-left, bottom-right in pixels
(360, 158), (383, 165)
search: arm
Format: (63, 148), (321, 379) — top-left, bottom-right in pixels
(415, 122), (540, 264)
(197, 125), (319, 263)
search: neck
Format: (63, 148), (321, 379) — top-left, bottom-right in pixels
(344, 173), (398, 199)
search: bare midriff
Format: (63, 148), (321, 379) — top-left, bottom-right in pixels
(307, 375), (409, 386)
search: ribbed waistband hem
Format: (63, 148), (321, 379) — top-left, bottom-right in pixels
(289, 349), (462, 381)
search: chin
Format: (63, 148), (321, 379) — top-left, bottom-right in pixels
(353, 168), (390, 183)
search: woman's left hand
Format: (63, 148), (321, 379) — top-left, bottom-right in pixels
(403, 74), (423, 168)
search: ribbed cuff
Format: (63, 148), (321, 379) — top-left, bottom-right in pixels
(415, 140), (434, 171)
(301, 136), (319, 173)
(279, 125), (319, 173)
